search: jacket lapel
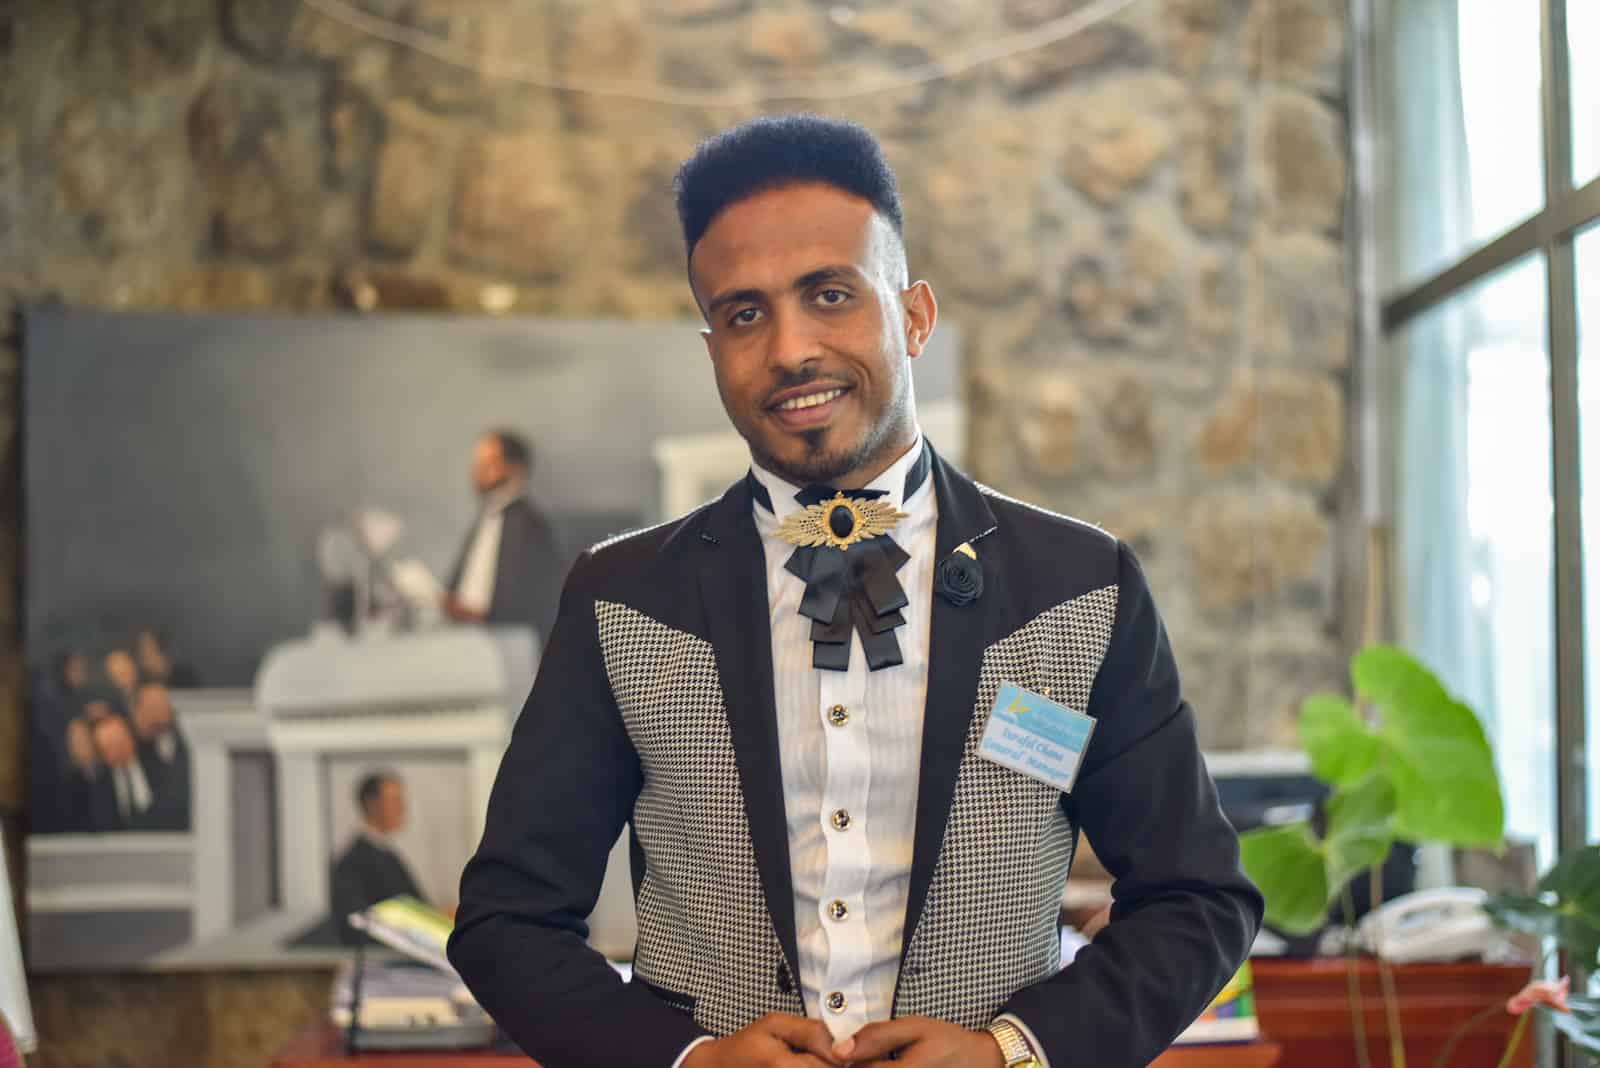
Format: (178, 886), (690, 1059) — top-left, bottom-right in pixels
(902, 452), (1000, 964)
(696, 479), (802, 982)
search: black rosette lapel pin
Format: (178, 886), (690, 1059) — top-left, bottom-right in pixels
(935, 541), (984, 607)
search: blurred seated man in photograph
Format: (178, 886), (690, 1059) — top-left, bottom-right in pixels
(102, 647), (140, 709)
(442, 429), (562, 640)
(131, 680), (191, 830)
(330, 770), (426, 944)
(27, 650), (92, 833)
(134, 627), (200, 688)
(86, 710), (157, 832)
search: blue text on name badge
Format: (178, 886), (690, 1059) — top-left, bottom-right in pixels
(977, 682), (1097, 792)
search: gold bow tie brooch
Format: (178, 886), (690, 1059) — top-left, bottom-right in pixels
(776, 492), (908, 550)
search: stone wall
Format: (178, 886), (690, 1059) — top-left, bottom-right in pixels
(1, 2), (1352, 1065)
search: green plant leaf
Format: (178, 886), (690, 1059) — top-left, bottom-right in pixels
(1351, 645), (1453, 718)
(1240, 822), (1330, 935)
(1299, 693), (1381, 787)
(1550, 996), (1600, 1054)
(1352, 646), (1503, 846)
(1485, 847), (1600, 967)
(1537, 845), (1600, 967)
(1323, 772), (1397, 890)
(1483, 892), (1565, 940)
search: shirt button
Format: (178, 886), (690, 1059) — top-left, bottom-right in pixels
(828, 704), (849, 727)
(830, 808), (852, 831)
(826, 991), (847, 1013)
(828, 899), (849, 922)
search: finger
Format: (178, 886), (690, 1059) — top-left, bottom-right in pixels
(782, 1055), (844, 1068)
(762, 1015), (844, 1064)
(835, 1018), (929, 1061)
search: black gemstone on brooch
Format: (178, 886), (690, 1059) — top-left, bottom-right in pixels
(829, 504), (855, 539)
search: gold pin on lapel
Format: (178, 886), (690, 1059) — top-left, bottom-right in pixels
(955, 541), (977, 559)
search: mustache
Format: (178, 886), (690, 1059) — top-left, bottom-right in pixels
(763, 368), (852, 405)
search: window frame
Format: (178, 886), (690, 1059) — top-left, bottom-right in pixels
(1354, 4), (1596, 1061)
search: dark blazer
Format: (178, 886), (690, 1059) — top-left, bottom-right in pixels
(449, 448), (1262, 1068)
(136, 728), (191, 831)
(330, 834), (425, 945)
(448, 496), (563, 639)
(84, 760), (163, 833)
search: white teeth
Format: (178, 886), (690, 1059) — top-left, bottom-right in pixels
(778, 388), (844, 411)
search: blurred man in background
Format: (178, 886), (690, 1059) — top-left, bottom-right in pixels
(443, 429), (562, 640)
(330, 771), (426, 944)
(131, 680), (190, 830)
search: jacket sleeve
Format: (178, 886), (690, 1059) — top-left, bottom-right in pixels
(448, 551), (713, 1067)
(999, 541), (1264, 1066)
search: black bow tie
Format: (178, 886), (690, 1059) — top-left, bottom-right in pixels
(749, 445), (932, 671)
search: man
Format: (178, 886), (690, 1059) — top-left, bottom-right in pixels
(443, 430), (563, 639)
(130, 680), (191, 831)
(134, 628), (200, 689)
(27, 650), (91, 833)
(450, 116), (1262, 1068)
(85, 710), (156, 832)
(102, 647), (139, 707)
(329, 771), (425, 944)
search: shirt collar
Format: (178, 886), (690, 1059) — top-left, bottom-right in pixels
(749, 431), (927, 523)
(361, 825), (394, 851)
(481, 484), (522, 517)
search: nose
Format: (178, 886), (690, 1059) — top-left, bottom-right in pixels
(765, 304), (822, 375)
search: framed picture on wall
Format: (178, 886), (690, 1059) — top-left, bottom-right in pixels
(19, 303), (964, 971)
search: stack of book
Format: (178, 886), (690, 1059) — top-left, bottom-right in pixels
(332, 896), (495, 1051)
(1171, 961), (1261, 1045)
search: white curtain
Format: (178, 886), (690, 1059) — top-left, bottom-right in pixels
(1386, 0), (1557, 863)
(1387, 0), (1494, 716)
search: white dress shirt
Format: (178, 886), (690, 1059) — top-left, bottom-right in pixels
(750, 437), (937, 1043)
(111, 759), (154, 825)
(455, 486), (519, 616)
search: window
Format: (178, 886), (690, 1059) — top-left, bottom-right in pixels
(1570, 0), (1598, 188)
(1394, 256), (1556, 862)
(1580, 226), (1600, 833)
(1378, 0), (1544, 291)
(1374, 0), (1597, 880)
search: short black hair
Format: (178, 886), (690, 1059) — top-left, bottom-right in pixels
(488, 429), (532, 472)
(357, 771), (398, 812)
(675, 114), (904, 258)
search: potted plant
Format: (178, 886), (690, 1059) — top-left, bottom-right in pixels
(1238, 644), (1507, 1066)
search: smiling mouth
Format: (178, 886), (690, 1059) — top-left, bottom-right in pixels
(772, 387), (847, 412)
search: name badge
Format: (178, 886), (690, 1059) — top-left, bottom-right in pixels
(977, 682), (1096, 792)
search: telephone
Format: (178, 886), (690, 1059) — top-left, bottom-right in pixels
(1357, 887), (1504, 963)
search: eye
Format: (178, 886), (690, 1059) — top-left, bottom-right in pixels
(728, 306), (763, 327)
(816, 288), (851, 307)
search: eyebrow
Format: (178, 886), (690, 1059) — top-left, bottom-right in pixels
(705, 264), (863, 316)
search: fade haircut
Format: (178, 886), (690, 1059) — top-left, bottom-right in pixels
(675, 115), (905, 268)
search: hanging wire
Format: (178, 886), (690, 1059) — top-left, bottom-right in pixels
(298, 0), (1144, 108)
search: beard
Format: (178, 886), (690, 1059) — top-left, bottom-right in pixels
(749, 388), (913, 488)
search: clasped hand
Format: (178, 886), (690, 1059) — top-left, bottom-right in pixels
(681, 1013), (1004, 1068)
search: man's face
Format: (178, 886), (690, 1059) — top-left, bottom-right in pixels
(91, 716), (136, 768)
(689, 182), (937, 488)
(470, 437), (509, 497)
(370, 779), (407, 834)
(63, 652), (90, 691)
(135, 631), (170, 681)
(133, 684), (174, 740)
(105, 650), (138, 694)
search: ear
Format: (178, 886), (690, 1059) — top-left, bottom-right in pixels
(901, 280), (938, 358)
(700, 327), (713, 360)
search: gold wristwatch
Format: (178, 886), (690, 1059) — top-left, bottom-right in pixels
(987, 1019), (1043, 1068)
